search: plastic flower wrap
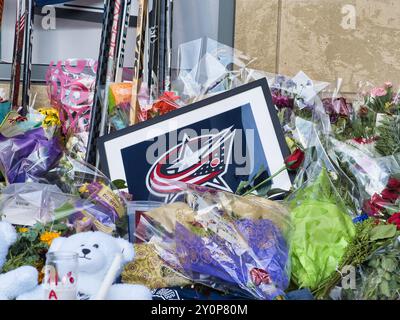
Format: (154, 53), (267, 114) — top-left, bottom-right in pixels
(172, 38), (271, 107)
(328, 82), (400, 157)
(0, 113), (62, 183)
(134, 184), (292, 300)
(33, 154), (128, 234)
(288, 168), (356, 291)
(0, 108), (127, 233)
(326, 136), (400, 223)
(46, 59), (97, 160)
(268, 71), (329, 126)
(291, 95), (400, 226)
(107, 82), (181, 130)
(0, 182), (76, 226)
(0, 153), (128, 234)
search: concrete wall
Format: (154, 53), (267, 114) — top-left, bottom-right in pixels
(0, 83), (49, 107)
(235, 0), (400, 94)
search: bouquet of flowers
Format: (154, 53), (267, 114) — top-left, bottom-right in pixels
(134, 185), (292, 300)
(107, 83), (181, 130)
(327, 82), (400, 157)
(0, 104), (128, 235)
(285, 80), (400, 299)
(46, 59), (97, 160)
(0, 110), (62, 185)
(1, 221), (71, 282)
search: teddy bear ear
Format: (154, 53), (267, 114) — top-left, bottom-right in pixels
(115, 238), (135, 263)
(0, 221), (17, 247)
(48, 237), (67, 253)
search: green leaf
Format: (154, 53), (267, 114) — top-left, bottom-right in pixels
(379, 280), (391, 297)
(369, 224), (397, 241)
(235, 181), (250, 195)
(53, 201), (79, 221)
(112, 179), (128, 189)
(382, 258), (397, 272)
(368, 258), (379, 268)
(384, 271), (392, 281)
(255, 183), (271, 197)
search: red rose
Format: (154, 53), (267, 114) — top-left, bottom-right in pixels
(151, 100), (178, 116)
(250, 268), (272, 286)
(363, 193), (390, 217)
(150, 92), (180, 117)
(381, 188), (400, 202)
(363, 199), (381, 216)
(388, 212), (400, 230)
(370, 193), (388, 209)
(387, 178), (400, 190)
(285, 149), (305, 171)
(162, 91), (180, 102)
(352, 137), (378, 145)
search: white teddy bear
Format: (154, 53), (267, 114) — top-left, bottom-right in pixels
(0, 221), (39, 300)
(18, 231), (152, 300)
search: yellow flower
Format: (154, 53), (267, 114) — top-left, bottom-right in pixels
(38, 107), (61, 128)
(79, 184), (89, 194)
(18, 227), (29, 233)
(40, 231), (61, 246)
(384, 101), (393, 111)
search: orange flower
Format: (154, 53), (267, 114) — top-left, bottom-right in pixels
(40, 231), (61, 246)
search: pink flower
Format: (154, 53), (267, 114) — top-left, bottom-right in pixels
(384, 82), (393, 89)
(370, 87), (387, 98)
(272, 94), (292, 109)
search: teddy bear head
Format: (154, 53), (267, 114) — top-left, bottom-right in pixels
(48, 232), (134, 278)
(0, 221), (18, 269)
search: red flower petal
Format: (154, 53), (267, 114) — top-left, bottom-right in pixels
(370, 193), (389, 209)
(388, 212), (400, 224)
(285, 149), (305, 171)
(381, 189), (400, 202)
(387, 178), (400, 190)
(250, 268), (272, 286)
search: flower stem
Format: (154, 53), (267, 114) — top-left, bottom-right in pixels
(243, 166), (286, 196)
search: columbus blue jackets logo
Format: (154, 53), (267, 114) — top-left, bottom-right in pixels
(146, 127), (236, 199)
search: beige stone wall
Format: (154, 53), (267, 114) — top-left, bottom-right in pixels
(0, 82), (49, 107)
(235, 0), (400, 94)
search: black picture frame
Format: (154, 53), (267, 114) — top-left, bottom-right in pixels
(98, 78), (293, 200)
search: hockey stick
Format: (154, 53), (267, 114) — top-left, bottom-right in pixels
(157, 0), (166, 93)
(85, 0), (113, 165)
(129, 0), (148, 125)
(98, 0), (123, 137)
(21, 0), (34, 115)
(115, 0), (131, 83)
(0, 0), (4, 55)
(147, 0), (160, 98)
(129, 0), (148, 124)
(164, 0), (173, 91)
(10, 0), (26, 110)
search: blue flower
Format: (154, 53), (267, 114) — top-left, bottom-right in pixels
(352, 214), (369, 224)
(285, 79), (297, 88)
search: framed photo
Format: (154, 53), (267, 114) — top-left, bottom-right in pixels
(98, 78), (293, 201)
